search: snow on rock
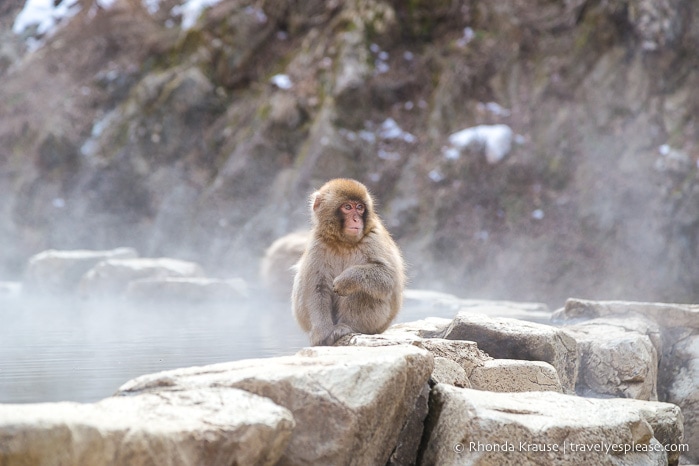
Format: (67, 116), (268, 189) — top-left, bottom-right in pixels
(270, 74), (293, 90)
(172, 0), (223, 29)
(447, 124), (514, 164)
(379, 118), (416, 143)
(13, 0), (80, 36)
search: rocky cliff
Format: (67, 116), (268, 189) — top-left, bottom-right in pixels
(2, 0), (699, 306)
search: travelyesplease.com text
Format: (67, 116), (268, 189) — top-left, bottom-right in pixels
(454, 440), (688, 455)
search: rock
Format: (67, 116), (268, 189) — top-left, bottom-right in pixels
(553, 298), (699, 329)
(432, 357), (471, 388)
(615, 397), (686, 466)
(388, 316), (453, 338)
(565, 316), (659, 400)
(661, 332), (699, 463)
(443, 312), (579, 393)
(259, 230), (309, 299)
(454, 300), (552, 324)
(23, 248), (138, 294)
(337, 332), (490, 378)
(0, 389), (294, 466)
(554, 299), (698, 462)
(78, 258), (205, 298)
(420, 384), (683, 466)
(125, 277), (248, 302)
(626, 0), (684, 51)
(469, 359), (562, 393)
(401, 289), (551, 324)
(116, 345), (433, 466)
(386, 382), (431, 466)
(447, 124), (514, 164)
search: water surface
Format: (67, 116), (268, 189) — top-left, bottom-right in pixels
(0, 295), (307, 403)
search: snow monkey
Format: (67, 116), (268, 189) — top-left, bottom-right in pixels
(260, 230), (310, 299)
(292, 178), (406, 346)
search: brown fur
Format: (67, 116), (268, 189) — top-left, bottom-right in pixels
(260, 231), (310, 299)
(292, 179), (406, 345)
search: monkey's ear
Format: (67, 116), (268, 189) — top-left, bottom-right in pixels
(311, 191), (322, 211)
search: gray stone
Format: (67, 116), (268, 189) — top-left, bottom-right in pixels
(443, 312), (578, 393)
(553, 298), (699, 329)
(337, 332), (490, 378)
(125, 277), (248, 302)
(469, 359), (562, 393)
(432, 357), (471, 388)
(565, 317), (659, 400)
(23, 248), (138, 294)
(420, 385), (682, 466)
(78, 257), (205, 298)
(0, 389), (294, 466)
(116, 345), (433, 466)
(661, 332), (699, 463)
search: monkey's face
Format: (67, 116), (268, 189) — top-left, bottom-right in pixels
(339, 201), (365, 242)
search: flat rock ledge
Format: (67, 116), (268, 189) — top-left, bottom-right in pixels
(0, 389), (294, 466)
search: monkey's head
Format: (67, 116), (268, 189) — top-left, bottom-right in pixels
(310, 178), (376, 245)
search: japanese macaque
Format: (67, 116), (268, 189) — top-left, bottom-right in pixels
(292, 178), (405, 346)
(260, 231), (310, 299)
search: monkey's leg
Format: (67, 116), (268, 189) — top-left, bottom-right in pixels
(335, 294), (394, 336)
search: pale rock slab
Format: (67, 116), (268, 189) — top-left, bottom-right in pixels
(402, 289), (551, 324)
(443, 312), (578, 393)
(125, 276), (248, 302)
(553, 298), (699, 329)
(420, 385), (683, 466)
(78, 257), (205, 298)
(0, 389), (294, 466)
(116, 345), (433, 466)
(469, 359), (562, 393)
(432, 357), (471, 388)
(337, 332), (491, 377)
(23, 247), (138, 294)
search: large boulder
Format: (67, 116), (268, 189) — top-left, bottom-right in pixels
(420, 384), (684, 466)
(661, 332), (699, 464)
(116, 345), (433, 466)
(442, 312), (578, 393)
(23, 248), (138, 294)
(0, 389), (294, 466)
(553, 298), (699, 329)
(564, 316), (660, 400)
(124, 277), (248, 302)
(78, 258), (205, 298)
(555, 298), (699, 462)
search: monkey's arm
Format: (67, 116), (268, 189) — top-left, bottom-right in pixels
(332, 261), (398, 298)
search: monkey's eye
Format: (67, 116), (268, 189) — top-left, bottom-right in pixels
(343, 203), (352, 211)
(356, 203), (365, 213)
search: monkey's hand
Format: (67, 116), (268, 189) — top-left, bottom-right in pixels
(332, 273), (361, 296)
(322, 323), (355, 346)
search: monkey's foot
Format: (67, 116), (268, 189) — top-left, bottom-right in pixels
(323, 323), (355, 345)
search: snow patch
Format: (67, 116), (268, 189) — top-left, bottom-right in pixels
(379, 118), (416, 143)
(270, 74), (293, 90)
(13, 0), (80, 37)
(172, 0), (223, 30)
(447, 124), (514, 164)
